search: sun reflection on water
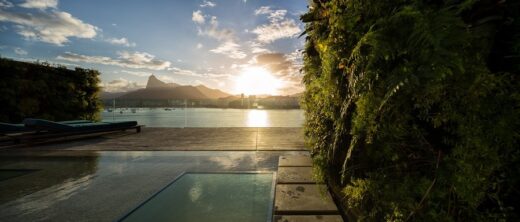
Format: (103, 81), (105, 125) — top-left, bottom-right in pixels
(247, 110), (268, 127)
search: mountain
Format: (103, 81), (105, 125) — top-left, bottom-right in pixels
(120, 86), (207, 100)
(100, 91), (128, 99)
(146, 75), (180, 88)
(195, 85), (230, 99)
(109, 75), (231, 100)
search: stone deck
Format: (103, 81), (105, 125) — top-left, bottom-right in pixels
(0, 128), (345, 221)
(274, 155), (344, 222)
(2, 127), (304, 151)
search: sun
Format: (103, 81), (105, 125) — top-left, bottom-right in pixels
(234, 67), (282, 95)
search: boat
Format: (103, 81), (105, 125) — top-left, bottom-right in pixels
(131, 108), (137, 113)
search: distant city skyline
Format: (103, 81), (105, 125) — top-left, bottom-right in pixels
(0, 0), (307, 95)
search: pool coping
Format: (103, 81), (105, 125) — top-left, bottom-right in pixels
(114, 171), (277, 222)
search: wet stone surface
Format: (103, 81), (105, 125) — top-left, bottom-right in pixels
(10, 127), (306, 151)
(277, 167), (316, 184)
(274, 215), (344, 222)
(274, 184), (338, 214)
(0, 150), (307, 222)
(278, 156), (312, 167)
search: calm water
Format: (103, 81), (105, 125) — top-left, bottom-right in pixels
(120, 173), (274, 222)
(101, 108), (304, 127)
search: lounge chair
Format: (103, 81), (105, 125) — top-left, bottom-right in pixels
(0, 119), (141, 146)
(0, 123), (26, 134)
(23, 118), (140, 133)
(0, 120), (94, 135)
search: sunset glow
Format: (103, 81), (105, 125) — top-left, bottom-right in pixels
(234, 67), (282, 95)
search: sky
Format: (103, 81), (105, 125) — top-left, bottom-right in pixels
(0, 0), (308, 95)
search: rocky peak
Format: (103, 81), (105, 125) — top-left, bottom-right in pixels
(146, 75), (169, 89)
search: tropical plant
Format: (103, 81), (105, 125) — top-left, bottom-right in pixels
(301, 0), (519, 221)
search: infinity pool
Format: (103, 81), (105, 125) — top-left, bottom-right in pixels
(119, 173), (275, 222)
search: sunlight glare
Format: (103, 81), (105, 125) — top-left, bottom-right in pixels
(234, 67), (282, 95)
(247, 110), (268, 127)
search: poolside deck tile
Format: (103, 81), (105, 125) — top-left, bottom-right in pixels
(8, 127), (306, 151)
(274, 215), (344, 222)
(278, 156), (312, 167)
(274, 184), (338, 214)
(277, 167), (317, 184)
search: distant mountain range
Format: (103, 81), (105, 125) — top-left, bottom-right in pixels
(101, 75), (231, 100)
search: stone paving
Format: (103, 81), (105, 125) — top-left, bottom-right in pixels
(277, 167), (316, 184)
(0, 128), (346, 221)
(274, 155), (344, 222)
(3, 127), (305, 151)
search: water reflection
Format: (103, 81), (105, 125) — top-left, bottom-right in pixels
(247, 110), (268, 127)
(121, 173), (274, 222)
(102, 108), (304, 127)
(0, 154), (99, 218)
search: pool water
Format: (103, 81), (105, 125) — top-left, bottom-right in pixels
(119, 173), (275, 222)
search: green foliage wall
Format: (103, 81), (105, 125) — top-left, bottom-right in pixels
(0, 58), (102, 122)
(301, 0), (519, 221)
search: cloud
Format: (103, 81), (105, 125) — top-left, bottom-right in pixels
(200, 0), (216, 8)
(106, 37), (136, 47)
(210, 41), (246, 59)
(252, 19), (300, 43)
(193, 12), (242, 60)
(19, 0), (57, 9)
(14, 47), (27, 55)
(252, 51), (303, 85)
(57, 51), (171, 70)
(0, 8), (98, 45)
(167, 66), (203, 77)
(255, 6), (286, 21)
(197, 16), (234, 41)
(255, 53), (293, 75)
(0, 0), (13, 8)
(249, 51), (305, 94)
(252, 6), (301, 43)
(196, 43), (203, 49)
(101, 78), (143, 92)
(249, 41), (270, 54)
(254, 6), (272, 15)
(121, 70), (151, 77)
(155, 74), (175, 83)
(192, 10), (205, 24)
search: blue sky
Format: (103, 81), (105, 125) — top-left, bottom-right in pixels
(0, 0), (307, 95)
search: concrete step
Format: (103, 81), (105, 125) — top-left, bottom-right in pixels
(274, 184), (338, 215)
(278, 156), (312, 167)
(274, 215), (344, 222)
(277, 167), (318, 184)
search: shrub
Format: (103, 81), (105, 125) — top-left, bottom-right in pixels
(0, 58), (102, 122)
(301, 0), (519, 221)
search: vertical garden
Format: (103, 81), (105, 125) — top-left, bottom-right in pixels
(0, 58), (102, 123)
(301, 0), (519, 221)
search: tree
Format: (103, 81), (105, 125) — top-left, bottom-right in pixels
(0, 58), (102, 122)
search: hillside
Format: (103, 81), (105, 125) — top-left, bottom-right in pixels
(103, 75), (231, 100)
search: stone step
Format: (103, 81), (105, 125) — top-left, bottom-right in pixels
(277, 167), (318, 184)
(274, 215), (344, 222)
(278, 156), (312, 167)
(274, 184), (338, 215)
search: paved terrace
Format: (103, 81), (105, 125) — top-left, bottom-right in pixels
(6, 127), (305, 151)
(0, 127), (343, 222)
